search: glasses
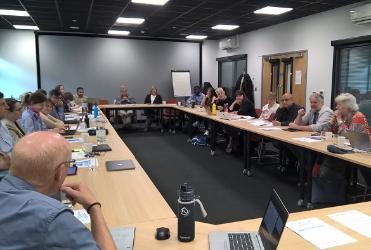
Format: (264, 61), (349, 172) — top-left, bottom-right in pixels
(55, 159), (76, 169)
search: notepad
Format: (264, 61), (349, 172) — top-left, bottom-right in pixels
(110, 227), (135, 250)
(328, 210), (371, 238)
(287, 217), (356, 249)
(292, 137), (321, 143)
(73, 209), (91, 225)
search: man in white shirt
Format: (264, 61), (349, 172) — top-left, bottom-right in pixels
(259, 92), (279, 120)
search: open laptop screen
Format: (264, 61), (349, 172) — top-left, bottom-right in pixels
(258, 190), (289, 250)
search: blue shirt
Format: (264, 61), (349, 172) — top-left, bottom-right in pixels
(0, 120), (14, 155)
(50, 105), (65, 121)
(186, 93), (205, 106)
(0, 175), (100, 249)
(20, 107), (45, 134)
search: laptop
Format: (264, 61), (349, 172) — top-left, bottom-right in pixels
(209, 189), (289, 250)
(106, 160), (135, 171)
(92, 144), (112, 152)
(62, 123), (79, 136)
(346, 131), (371, 151)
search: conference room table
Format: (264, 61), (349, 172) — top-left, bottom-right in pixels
(99, 103), (371, 206)
(67, 110), (371, 249)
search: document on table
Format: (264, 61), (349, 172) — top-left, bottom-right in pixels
(110, 227), (135, 250)
(259, 127), (282, 131)
(73, 209), (91, 224)
(292, 137), (321, 143)
(72, 152), (86, 160)
(75, 158), (97, 168)
(66, 138), (83, 143)
(248, 120), (272, 126)
(286, 217), (356, 249)
(328, 210), (371, 238)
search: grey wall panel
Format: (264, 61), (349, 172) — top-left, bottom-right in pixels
(39, 35), (200, 103)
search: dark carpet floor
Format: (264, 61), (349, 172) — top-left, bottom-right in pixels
(119, 130), (307, 225)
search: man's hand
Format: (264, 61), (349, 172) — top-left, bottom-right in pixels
(272, 120), (281, 126)
(61, 182), (98, 210)
(0, 152), (10, 170)
(297, 108), (306, 116)
(289, 123), (299, 129)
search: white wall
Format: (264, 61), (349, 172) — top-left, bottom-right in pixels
(0, 30), (38, 98)
(203, 1), (371, 108)
(202, 40), (218, 88)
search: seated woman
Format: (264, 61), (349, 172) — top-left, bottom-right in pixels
(114, 85), (136, 128)
(40, 99), (65, 130)
(20, 91), (48, 134)
(260, 92), (279, 121)
(63, 92), (81, 113)
(3, 98), (25, 144)
(200, 87), (216, 135)
(212, 88), (233, 111)
(226, 90), (257, 153)
(144, 85), (162, 131)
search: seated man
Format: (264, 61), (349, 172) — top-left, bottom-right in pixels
(74, 86), (88, 106)
(49, 89), (65, 121)
(0, 92), (12, 172)
(114, 85), (136, 128)
(289, 92), (334, 132)
(0, 131), (116, 249)
(272, 93), (301, 126)
(186, 85), (205, 106)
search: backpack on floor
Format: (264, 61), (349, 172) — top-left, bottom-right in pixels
(191, 135), (208, 146)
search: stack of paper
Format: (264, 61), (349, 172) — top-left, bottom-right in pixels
(66, 138), (83, 143)
(74, 209), (91, 224)
(248, 120), (272, 126)
(328, 210), (371, 238)
(287, 217), (356, 249)
(260, 127), (282, 131)
(110, 227), (135, 250)
(72, 152), (86, 160)
(292, 137), (321, 143)
(75, 158), (97, 169)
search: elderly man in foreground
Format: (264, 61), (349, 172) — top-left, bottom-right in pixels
(0, 131), (116, 250)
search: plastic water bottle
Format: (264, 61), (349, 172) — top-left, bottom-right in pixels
(211, 103), (216, 115)
(96, 117), (106, 144)
(177, 183), (207, 242)
(93, 104), (98, 118)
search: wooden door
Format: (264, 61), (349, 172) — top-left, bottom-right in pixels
(261, 51), (307, 107)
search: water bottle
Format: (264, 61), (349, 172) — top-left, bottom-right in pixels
(211, 103), (216, 115)
(96, 117), (106, 144)
(84, 114), (90, 129)
(93, 104), (98, 118)
(177, 183), (207, 242)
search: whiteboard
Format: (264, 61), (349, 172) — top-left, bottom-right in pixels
(171, 71), (191, 97)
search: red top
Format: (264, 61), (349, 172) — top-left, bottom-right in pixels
(332, 111), (369, 135)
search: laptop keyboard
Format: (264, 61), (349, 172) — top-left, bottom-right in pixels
(228, 233), (255, 250)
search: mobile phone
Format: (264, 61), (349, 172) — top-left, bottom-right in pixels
(67, 166), (78, 175)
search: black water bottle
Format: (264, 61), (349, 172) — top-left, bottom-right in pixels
(177, 183), (195, 242)
(84, 114), (89, 128)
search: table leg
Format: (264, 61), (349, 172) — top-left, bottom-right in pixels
(210, 121), (216, 156)
(243, 131), (252, 176)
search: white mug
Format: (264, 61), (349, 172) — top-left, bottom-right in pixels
(177, 101), (182, 106)
(337, 136), (346, 148)
(325, 132), (333, 141)
(83, 142), (93, 154)
(162, 101), (167, 104)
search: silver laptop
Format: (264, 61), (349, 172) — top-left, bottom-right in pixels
(209, 189), (289, 250)
(346, 131), (371, 151)
(106, 160), (135, 171)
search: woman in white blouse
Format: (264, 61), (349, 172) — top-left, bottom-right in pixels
(260, 92), (279, 121)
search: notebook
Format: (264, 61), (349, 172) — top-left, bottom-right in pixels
(106, 160), (135, 171)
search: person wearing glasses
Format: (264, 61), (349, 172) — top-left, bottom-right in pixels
(0, 131), (116, 249)
(288, 92), (334, 132)
(0, 92), (13, 172)
(49, 89), (65, 121)
(272, 93), (301, 126)
(3, 98), (25, 144)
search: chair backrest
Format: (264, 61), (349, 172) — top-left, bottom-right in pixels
(255, 108), (262, 117)
(166, 98), (177, 104)
(99, 99), (109, 105)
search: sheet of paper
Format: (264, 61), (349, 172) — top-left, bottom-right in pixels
(250, 120), (272, 126)
(72, 152), (86, 160)
(66, 138), (83, 143)
(328, 210), (371, 238)
(110, 227), (135, 250)
(287, 217), (356, 249)
(75, 158), (96, 168)
(295, 70), (302, 85)
(293, 137), (321, 143)
(260, 127), (282, 131)
(73, 209), (91, 224)
(240, 115), (255, 120)
(68, 124), (78, 130)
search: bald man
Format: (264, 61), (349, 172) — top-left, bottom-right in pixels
(272, 93), (302, 126)
(0, 132), (116, 249)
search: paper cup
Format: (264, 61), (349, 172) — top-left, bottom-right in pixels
(162, 101), (166, 104)
(325, 132), (333, 141)
(81, 133), (90, 143)
(177, 101), (182, 106)
(337, 136), (346, 148)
